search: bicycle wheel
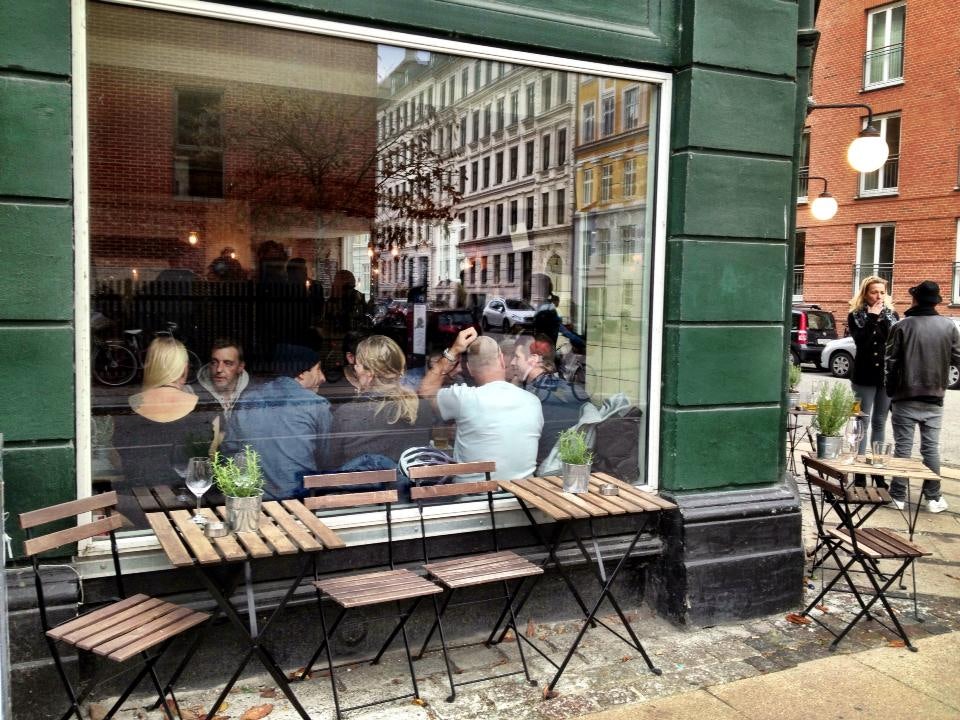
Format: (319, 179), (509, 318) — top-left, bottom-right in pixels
(186, 349), (204, 385)
(93, 343), (138, 386)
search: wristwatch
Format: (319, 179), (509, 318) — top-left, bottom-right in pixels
(442, 348), (458, 363)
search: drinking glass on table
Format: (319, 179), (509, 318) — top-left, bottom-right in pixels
(871, 441), (893, 469)
(185, 457), (213, 524)
(842, 417), (865, 464)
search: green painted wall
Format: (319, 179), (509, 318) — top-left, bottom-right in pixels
(0, 0), (74, 554)
(0, 0), (803, 547)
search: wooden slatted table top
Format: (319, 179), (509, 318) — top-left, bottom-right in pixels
(812, 455), (940, 482)
(144, 496), (345, 568)
(498, 472), (677, 522)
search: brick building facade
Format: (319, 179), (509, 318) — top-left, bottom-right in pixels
(797, 0), (960, 330)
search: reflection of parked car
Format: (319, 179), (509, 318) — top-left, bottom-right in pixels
(791, 304), (837, 366)
(481, 297), (535, 332)
(428, 309), (481, 348)
(821, 318), (960, 389)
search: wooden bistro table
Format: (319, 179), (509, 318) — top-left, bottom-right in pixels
(142, 490), (345, 720)
(497, 472), (677, 695)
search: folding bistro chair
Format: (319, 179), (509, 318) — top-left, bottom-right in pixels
(408, 461), (543, 700)
(801, 454), (892, 571)
(18, 491), (209, 720)
(799, 456), (929, 651)
(299, 469), (446, 719)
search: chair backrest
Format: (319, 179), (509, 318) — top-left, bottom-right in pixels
(801, 455), (862, 553)
(18, 492), (125, 630)
(302, 468), (400, 565)
(408, 461), (498, 562)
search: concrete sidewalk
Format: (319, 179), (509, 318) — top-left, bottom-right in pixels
(99, 465), (960, 720)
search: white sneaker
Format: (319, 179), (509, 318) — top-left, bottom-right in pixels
(889, 499), (905, 510)
(925, 498), (949, 514)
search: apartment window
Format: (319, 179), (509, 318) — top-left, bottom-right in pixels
(601, 94), (615, 136)
(798, 130), (810, 200)
(596, 228), (611, 265)
(449, 76), (456, 103)
(542, 134), (551, 171)
(483, 104), (492, 137)
(507, 253), (516, 282)
(174, 88), (224, 198)
(461, 68), (469, 97)
(600, 164), (613, 201)
(623, 86), (639, 130)
(496, 97), (505, 131)
(483, 206), (491, 236)
(557, 128), (567, 166)
(439, 82), (446, 109)
(623, 158), (636, 197)
(480, 256), (487, 285)
(510, 199), (518, 231)
(556, 188), (565, 224)
(859, 114), (900, 195)
(459, 165), (467, 195)
(496, 203), (504, 234)
(526, 195), (535, 230)
(509, 146), (518, 180)
(582, 102), (595, 142)
(459, 115), (467, 147)
(864, 2), (905, 89)
(558, 73), (568, 103)
(473, 61), (481, 90)
(856, 223), (895, 289)
(542, 74), (552, 111)
(582, 168), (594, 204)
(482, 156), (490, 188)
(541, 191), (550, 226)
(495, 152), (504, 184)
(493, 255), (501, 284)
(525, 140), (535, 175)
(510, 90), (519, 125)
(525, 82), (536, 119)
(471, 109), (480, 142)
(472, 208), (479, 238)
(470, 258), (476, 284)
(470, 160), (479, 192)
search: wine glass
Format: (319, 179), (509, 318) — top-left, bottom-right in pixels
(185, 457), (213, 524)
(843, 417), (865, 465)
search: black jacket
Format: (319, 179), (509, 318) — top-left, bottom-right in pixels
(884, 308), (960, 402)
(848, 307), (898, 387)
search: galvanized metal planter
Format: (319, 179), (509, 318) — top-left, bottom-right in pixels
(225, 494), (262, 533)
(562, 462), (591, 493)
(816, 434), (842, 460)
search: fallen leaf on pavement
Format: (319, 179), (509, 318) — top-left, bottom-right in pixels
(289, 667), (312, 681)
(785, 613), (811, 625)
(889, 639), (906, 648)
(239, 704), (274, 720)
(411, 698), (427, 707)
(526, 619), (536, 637)
(259, 687), (277, 698)
(621, 656), (631, 662)
(815, 604), (830, 613)
(542, 688), (560, 701)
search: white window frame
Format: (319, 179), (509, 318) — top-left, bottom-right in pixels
(600, 92), (615, 136)
(73, 0), (673, 562)
(864, 1), (906, 90)
(623, 158), (636, 197)
(600, 164), (613, 201)
(623, 85), (639, 130)
(581, 101), (595, 143)
(582, 167), (594, 204)
(855, 223), (896, 291)
(859, 113), (900, 196)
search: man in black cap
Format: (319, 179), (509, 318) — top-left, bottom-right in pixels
(223, 344), (331, 499)
(885, 280), (960, 513)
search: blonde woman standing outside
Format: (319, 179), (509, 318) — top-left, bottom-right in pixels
(848, 276), (898, 473)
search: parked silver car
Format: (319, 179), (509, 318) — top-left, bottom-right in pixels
(481, 297), (535, 332)
(820, 317), (960, 389)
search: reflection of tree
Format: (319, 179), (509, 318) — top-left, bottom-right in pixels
(219, 87), (462, 251)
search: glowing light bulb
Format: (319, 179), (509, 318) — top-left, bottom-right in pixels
(810, 192), (838, 221)
(846, 131), (889, 173)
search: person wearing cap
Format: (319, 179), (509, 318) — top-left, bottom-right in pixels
(511, 334), (586, 463)
(419, 327), (543, 482)
(884, 280), (960, 513)
(223, 344), (331, 499)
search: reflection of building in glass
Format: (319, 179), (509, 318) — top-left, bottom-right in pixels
(376, 54), (575, 311)
(574, 77), (654, 400)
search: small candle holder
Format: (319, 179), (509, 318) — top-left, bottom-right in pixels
(204, 521), (228, 539)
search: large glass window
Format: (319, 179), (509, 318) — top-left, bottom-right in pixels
(85, 1), (664, 528)
(859, 114), (900, 195)
(864, 2), (905, 89)
(856, 224), (896, 289)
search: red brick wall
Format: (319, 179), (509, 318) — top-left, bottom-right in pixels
(798, 0), (960, 332)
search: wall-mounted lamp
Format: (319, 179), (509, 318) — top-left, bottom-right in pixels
(807, 101), (889, 173)
(806, 176), (838, 221)
(187, 230), (200, 246)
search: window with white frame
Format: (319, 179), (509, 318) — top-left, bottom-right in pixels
(623, 86), (639, 130)
(798, 129), (810, 201)
(859, 113), (900, 195)
(581, 102), (595, 142)
(864, 2), (905, 89)
(856, 223), (895, 289)
(623, 158), (636, 197)
(83, 0), (667, 532)
(601, 93), (615, 136)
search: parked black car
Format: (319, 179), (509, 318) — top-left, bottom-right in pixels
(791, 304), (837, 366)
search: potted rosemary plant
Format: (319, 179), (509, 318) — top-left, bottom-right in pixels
(786, 359), (802, 409)
(557, 428), (594, 493)
(212, 445), (265, 532)
(813, 383), (856, 460)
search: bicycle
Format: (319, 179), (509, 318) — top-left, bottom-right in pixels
(92, 321), (203, 387)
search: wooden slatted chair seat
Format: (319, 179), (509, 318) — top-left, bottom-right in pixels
(845, 486), (892, 504)
(314, 568), (441, 609)
(47, 593), (209, 663)
(828, 526), (929, 560)
(423, 549), (543, 589)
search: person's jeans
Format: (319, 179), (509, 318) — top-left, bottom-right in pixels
(890, 400), (943, 501)
(851, 382), (892, 454)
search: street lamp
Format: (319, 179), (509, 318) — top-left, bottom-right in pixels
(806, 176), (838, 221)
(807, 101), (889, 173)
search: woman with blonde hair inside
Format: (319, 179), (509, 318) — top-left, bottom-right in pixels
(328, 335), (434, 471)
(847, 275), (899, 483)
(113, 336), (212, 523)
